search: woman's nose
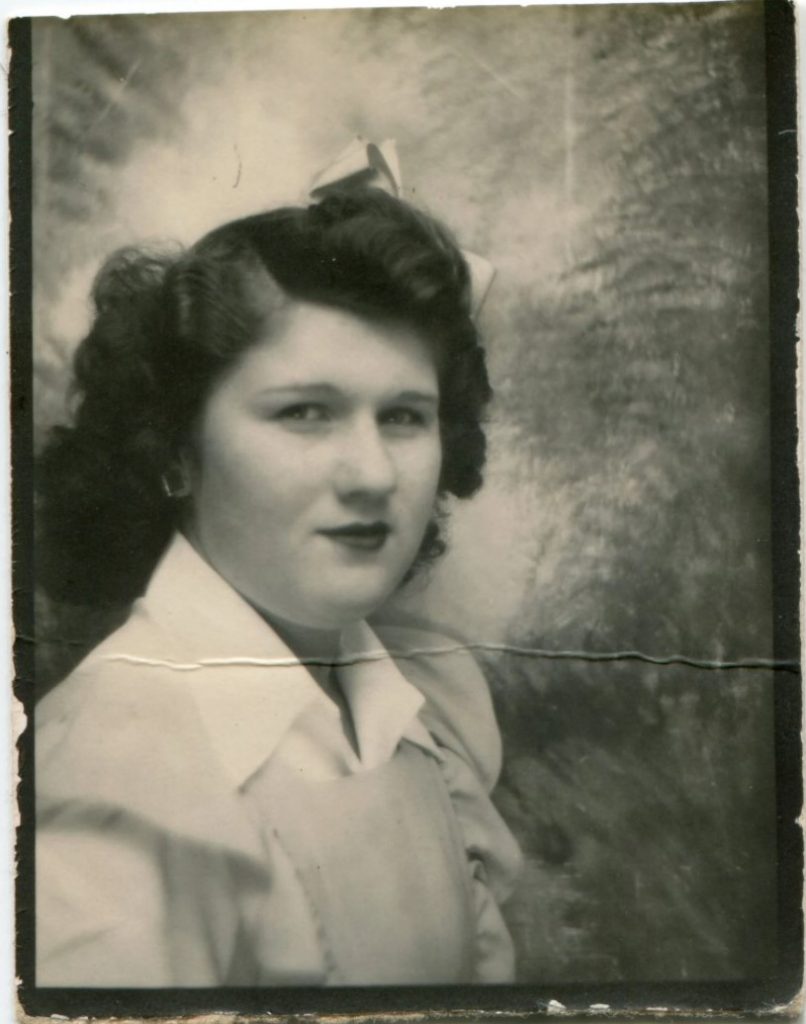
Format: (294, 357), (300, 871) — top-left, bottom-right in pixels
(334, 418), (397, 500)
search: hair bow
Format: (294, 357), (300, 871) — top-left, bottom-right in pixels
(309, 137), (495, 317)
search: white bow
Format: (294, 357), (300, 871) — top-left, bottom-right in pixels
(309, 136), (495, 317)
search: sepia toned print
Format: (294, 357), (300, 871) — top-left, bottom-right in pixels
(13, 2), (800, 1018)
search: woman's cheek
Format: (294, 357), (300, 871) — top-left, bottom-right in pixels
(414, 435), (443, 496)
(229, 428), (314, 496)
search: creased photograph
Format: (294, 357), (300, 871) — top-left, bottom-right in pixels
(10, 1), (801, 1019)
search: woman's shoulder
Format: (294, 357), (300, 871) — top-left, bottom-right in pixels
(35, 606), (266, 864)
(38, 602), (192, 748)
(38, 611), (200, 794)
(375, 623), (502, 792)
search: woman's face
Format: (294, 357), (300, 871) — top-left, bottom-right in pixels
(185, 301), (442, 630)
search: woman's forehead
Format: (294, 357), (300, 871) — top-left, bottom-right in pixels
(222, 300), (440, 397)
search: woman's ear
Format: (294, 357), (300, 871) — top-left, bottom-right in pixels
(161, 461), (192, 499)
(161, 445), (195, 500)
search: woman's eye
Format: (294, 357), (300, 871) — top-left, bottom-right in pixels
(381, 408), (428, 430)
(276, 403), (330, 425)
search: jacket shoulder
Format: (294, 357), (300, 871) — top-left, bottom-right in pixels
(36, 610), (266, 866)
(376, 624), (502, 792)
(38, 608), (200, 781)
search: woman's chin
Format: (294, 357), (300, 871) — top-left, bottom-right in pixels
(291, 561), (413, 628)
(306, 599), (389, 631)
(296, 584), (400, 631)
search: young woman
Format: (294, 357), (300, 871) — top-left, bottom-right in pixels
(35, 187), (522, 987)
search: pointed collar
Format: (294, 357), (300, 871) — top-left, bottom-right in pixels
(337, 621), (441, 770)
(133, 533), (441, 788)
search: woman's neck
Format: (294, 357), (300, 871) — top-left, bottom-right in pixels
(261, 612), (357, 752)
(260, 611), (343, 668)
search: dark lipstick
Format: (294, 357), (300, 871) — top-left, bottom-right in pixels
(319, 522), (391, 552)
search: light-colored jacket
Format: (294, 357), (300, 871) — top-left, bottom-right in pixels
(36, 534), (522, 987)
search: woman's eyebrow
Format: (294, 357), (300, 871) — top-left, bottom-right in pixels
(252, 385), (438, 404)
(252, 383), (342, 398)
(391, 390), (439, 406)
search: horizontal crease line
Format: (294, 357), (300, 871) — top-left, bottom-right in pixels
(101, 646), (800, 674)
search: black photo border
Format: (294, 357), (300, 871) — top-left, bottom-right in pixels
(10, 2), (802, 1017)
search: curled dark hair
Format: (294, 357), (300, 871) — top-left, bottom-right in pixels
(37, 189), (492, 606)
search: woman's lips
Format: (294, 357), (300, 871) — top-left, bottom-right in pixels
(319, 522), (391, 552)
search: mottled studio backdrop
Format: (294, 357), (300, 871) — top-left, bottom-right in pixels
(32, 3), (778, 984)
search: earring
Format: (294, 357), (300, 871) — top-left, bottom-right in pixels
(161, 465), (191, 499)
